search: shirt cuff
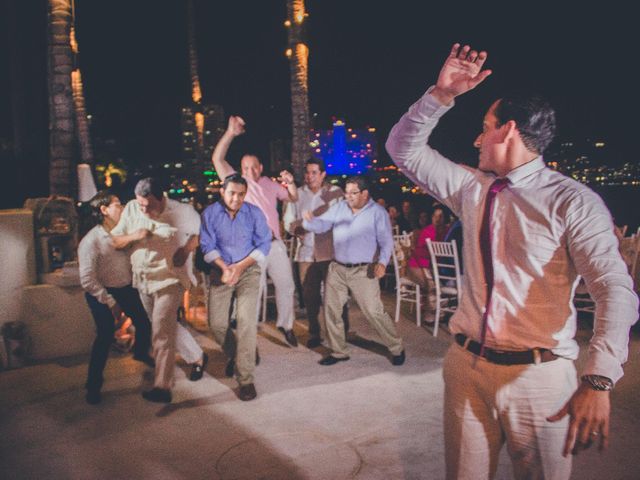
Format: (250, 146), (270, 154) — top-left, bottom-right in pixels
(204, 250), (221, 264)
(249, 249), (266, 266)
(418, 85), (456, 118)
(105, 295), (117, 309)
(581, 348), (625, 385)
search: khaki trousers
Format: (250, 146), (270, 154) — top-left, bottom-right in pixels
(443, 343), (576, 480)
(324, 262), (403, 358)
(139, 283), (184, 390)
(208, 264), (261, 386)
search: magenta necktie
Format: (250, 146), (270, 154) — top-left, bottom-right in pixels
(478, 178), (509, 354)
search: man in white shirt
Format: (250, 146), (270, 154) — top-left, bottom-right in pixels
(283, 158), (347, 348)
(386, 43), (638, 479)
(78, 191), (153, 405)
(111, 177), (206, 403)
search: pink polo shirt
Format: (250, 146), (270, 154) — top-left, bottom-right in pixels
(244, 176), (289, 239)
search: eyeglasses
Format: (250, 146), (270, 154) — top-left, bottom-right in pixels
(344, 190), (362, 196)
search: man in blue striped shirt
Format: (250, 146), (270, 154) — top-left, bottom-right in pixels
(303, 176), (405, 366)
(200, 173), (272, 401)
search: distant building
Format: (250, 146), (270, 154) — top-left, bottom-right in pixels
(180, 104), (225, 167)
(310, 120), (376, 175)
(269, 138), (292, 175)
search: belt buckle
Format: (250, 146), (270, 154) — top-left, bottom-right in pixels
(533, 348), (541, 365)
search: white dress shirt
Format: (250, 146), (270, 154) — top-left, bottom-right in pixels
(386, 87), (638, 383)
(78, 224), (132, 308)
(111, 198), (200, 294)
(283, 184), (344, 262)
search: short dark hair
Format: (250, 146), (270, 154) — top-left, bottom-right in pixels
(345, 176), (369, 192)
(89, 191), (117, 225)
(305, 157), (326, 173)
(222, 172), (248, 190)
(494, 93), (556, 154)
(134, 177), (165, 200)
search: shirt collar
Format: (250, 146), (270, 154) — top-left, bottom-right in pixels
(505, 156), (547, 185)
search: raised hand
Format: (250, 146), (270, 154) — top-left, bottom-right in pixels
(431, 43), (492, 105)
(279, 170), (295, 186)
(227, 116), (246, 137)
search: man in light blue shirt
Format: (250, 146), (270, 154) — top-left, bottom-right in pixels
(303, 176), (405, 366)
(200, 173), (272, 401)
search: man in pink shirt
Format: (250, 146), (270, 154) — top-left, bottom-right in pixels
(212, 116), (299, 346)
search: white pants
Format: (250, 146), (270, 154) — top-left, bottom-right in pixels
(443, 343), (576, 480)
(176, 323), (202, 364)
(138, 284), (183, 390)
(260, 239), (295, 330)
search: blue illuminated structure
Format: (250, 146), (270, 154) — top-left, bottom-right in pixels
(309, 120), (376, 175)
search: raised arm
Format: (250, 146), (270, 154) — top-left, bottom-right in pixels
(278, 170), (299, 202)
(385, 43), (490, 215)
(211, 115), (245, 181)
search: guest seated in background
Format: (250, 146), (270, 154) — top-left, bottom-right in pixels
(387, 204), (400, 233)
(405, 205), (449, 321)
(397, 200), (419, 233)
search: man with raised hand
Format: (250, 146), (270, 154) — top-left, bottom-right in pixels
(386, 43), (638, 479)
(211, 116), (299, 347)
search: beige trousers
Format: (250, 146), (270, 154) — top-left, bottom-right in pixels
(139, 283), (184, 390)
(443, 343), (576, 480)
(324, 262), (403, 358)
(208, 264), (261, 386)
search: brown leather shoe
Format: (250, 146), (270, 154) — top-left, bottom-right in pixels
(238, 383), (257, 401)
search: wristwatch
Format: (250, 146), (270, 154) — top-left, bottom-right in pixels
(581, 374), (614, 391)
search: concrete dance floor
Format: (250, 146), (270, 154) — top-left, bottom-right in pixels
(1, 294), (639, 479)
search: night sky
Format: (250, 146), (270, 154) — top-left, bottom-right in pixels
(1, 1), (637, 183)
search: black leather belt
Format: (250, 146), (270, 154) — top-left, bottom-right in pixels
(454, 334), (559, 365)
(334, 261), (369, 268)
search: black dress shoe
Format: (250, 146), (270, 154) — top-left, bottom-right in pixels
(85, 390), (101, 405)
(306, 336), (322, 348)
(391, 350), (406, 366)
(318, 355), (350, 366)
(238, 383), (257, 401)
(142, 388), (172, 403)
(225, 358), (235, 378)
(278, 327), (298, 347)
(133, 353), (155, 368)
(189, 352), (208, 381)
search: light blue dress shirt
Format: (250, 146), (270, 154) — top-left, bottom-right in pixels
(302, 198), (393, 266)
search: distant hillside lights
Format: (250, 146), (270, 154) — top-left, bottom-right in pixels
(546, 139), (640, 186)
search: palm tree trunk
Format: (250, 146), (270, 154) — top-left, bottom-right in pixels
(70, 23), (93, 166)
(286, 0), (311, 181)
(48, 0), (74, 196)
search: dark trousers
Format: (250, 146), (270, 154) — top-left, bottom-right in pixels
(85, 285), (152, 392)
(299, 261), (349, 338)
